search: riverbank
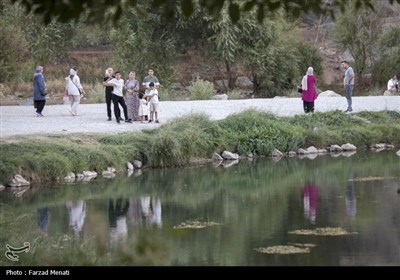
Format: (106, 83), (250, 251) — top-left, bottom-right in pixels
(1, 96), (400, 138)
(1, 106), (400, 186)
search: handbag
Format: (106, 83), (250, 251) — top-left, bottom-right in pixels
(297, 86), (302, 93)
(71, 78), (84, 95)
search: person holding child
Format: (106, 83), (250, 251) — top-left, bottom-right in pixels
(144, 82), (159, 123)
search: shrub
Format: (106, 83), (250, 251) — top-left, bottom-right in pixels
(189, 75), (214, 100)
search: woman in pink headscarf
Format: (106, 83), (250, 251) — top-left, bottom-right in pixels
(301, 67), (317, 114)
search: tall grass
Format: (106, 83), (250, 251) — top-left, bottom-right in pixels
(1, 111), (400, 185)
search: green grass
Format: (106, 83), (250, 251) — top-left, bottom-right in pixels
(1, 110), (399, 185)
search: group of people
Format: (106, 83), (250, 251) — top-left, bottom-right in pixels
(103, 68), (160, 124)
(300, 60), (355, 114)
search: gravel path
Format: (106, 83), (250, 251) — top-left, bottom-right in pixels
(1, 96), (399, 138)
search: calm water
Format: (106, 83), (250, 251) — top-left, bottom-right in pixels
(1, 151), (399, 266)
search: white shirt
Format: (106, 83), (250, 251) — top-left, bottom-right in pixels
(145, 89), (159, 103)
(388, 78), (398, 91)
(108, 78), (124, 97)
(66, 75), (83, 96)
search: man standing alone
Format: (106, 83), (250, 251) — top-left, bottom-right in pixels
(341, 61), (355, 112)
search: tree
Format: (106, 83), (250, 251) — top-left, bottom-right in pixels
(334, 0), (387, 79)
(12, 0), (394, 25)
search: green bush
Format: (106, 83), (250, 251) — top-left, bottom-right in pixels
(189, 75), (214, 100)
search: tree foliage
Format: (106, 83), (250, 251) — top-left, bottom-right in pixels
(334, 0), (387, 78)
(12, 0), (398, 25)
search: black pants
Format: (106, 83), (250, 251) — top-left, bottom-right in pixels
(112, 94), (128, 121)
(303, 101), (314, 113)
(105, 91), (113, 118)
(34, 100), (46, 114)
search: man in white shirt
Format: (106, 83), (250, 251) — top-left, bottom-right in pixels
(103, 71), (130, 123)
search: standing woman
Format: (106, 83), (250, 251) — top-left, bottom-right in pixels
(33, 66), (46, 117)
(124, 71), (140, 122)
(301, 67), (317, 114)
(66, 68), (84, 116)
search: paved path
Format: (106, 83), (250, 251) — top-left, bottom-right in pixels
(1, 96), (399, 138)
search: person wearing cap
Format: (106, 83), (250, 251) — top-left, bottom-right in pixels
(65, 68), (85, 116)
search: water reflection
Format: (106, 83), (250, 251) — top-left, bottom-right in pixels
(37, 207), (50, 234)
(345, 179), (357, 219)
(303, 183), (318, 224)
(2, 151), (400, 265)
(66, 200), (86, 236)
(109, 198), (129, 246)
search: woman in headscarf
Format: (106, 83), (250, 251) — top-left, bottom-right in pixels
(124, 71), (140, 122)
(33, 66), (46, 117)
(301, 66), (317, 114)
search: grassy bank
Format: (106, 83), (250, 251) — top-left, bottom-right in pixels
(1, 110), (400, 185)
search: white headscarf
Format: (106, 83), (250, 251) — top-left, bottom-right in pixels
(301, 67), (314, 91)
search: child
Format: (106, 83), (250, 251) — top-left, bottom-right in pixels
(138, 93), (149, 123)
(144, 82), (159, 123)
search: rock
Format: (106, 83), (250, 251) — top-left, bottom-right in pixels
(298, 148), (308, 155)
(396, 150), (400, 156)
(330, 145), (343, 152)
(271, 149), (284, 157)
(0, 184), (5, 191)
(306, 146), (318, 154)
(102, 170), (115, 178)
(221, 151), (239, 160)
(83, 171), (97, 178)
(127, 161), (134, 170)
(76, 173), (85, 180)
(385, 144), (394, 149)
(64, 172), (76, 182)
(133, 160), (142, 169)
(235, 76), (253, 89)
(7, 174), (30, 187)
(318, 90), (341, 97)
(107, 167), (116, 173)
(211, 94), (228, 100)
(212, 153), (223, 161)
(318, 149), (327, 154)
(288, 151), (297, 157)
(246, 152), (254, 158)
(371, 143), (385, 149)
(341, 143), (357, 151)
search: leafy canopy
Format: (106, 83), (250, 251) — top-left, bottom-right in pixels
(12, 0), (400, 25)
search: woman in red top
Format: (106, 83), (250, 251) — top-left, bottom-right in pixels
(301, 67), (317, 113)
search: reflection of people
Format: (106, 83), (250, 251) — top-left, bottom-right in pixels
(33, 66), (46, 117)
(109, 198), (130, 245)
(66, 200), (86, 235)
(303, 184), (318, 224)
(37, 207), (50, 234)
(341, 61), (355, 113)
(140, 196), (162, 228)
(345, 179), (357, 219)
(301, 67), (317, 114)
(387, 75), (398, 95)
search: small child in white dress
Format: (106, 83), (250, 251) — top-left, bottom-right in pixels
(138, 93), (149, 123)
